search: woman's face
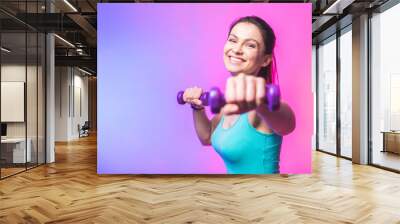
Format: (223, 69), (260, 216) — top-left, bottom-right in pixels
(223, 22), (271, 76)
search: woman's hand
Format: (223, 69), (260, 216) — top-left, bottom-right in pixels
(222, 73), (266, 115)
(183, 86), (204, 107)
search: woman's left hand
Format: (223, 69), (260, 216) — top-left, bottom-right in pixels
(222, 73), (266, 115)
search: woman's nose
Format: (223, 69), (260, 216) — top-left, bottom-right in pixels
(232, 44), (243, 54)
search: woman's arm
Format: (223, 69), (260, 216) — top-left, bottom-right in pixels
(183, 86), (222, 146)
(256, 101), (296, 136)
(192, 110), (221, 145)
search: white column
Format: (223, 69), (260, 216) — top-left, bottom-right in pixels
(352, 14), (369, 164)
(46, 1), (55, 163)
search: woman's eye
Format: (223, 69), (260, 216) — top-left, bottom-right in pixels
(247, 43), (256, 48)
(228, 38), (237, 43)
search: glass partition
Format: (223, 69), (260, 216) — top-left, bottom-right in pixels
(0, 1), (46, 179)
(317, 35), (337, 155)
(1, 30), (28, 177)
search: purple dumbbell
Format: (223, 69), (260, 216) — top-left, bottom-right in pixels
(177, 84), (280, 114)
(265, 84), (281, 112)
(208, 84), (281, 113)
(177, 91), (209, 106)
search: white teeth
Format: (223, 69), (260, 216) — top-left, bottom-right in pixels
(230, 57), (243, 63)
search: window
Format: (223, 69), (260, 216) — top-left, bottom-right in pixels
(339, 27), (352, 158)
(371, 2), (400, 171)
(317, 35), (337, 154)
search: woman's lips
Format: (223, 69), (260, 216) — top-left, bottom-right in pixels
(229, 56), (245, 64)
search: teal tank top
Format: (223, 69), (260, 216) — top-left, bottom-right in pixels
(211, 112), (282, 174)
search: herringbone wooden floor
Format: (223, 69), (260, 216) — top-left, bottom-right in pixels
(1, 134), (400, 224)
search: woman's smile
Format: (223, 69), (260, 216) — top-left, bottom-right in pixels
(229, 55), (246, 64)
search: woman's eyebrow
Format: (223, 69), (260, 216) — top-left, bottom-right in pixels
(228, 34), (238, 38)
(246, 39), (259, 44)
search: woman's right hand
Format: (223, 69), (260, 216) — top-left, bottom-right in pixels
(183, 86), (204, 107)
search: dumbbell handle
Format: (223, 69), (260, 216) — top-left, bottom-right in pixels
(176, 91), (209, 106)
(177, 84), (280, 114)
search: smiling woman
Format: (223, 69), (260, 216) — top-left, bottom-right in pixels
(182, 16), (296, 174)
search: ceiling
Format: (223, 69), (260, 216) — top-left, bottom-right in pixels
(0, 0), (392, 75)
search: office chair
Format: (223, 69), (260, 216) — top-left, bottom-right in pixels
(79, 121), (90, 138)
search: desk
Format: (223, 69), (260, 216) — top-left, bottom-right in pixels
(381, 131), (400, 154)
(1, 138), (31, 163)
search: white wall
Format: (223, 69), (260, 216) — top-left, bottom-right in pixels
(1, 82), (24, 122)
(55, 67), (89, 141)
(1, 65), (39, 137)
(72, 73), (89, 138)
(55, 66), (69, 141)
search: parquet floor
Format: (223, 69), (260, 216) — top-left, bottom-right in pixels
(1, 167), (26, 178)
(1, 134), (400, 223)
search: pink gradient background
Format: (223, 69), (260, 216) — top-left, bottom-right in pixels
(98, 3), (312, 174)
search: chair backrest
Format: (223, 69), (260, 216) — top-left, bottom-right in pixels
(82, 121), (90, 129)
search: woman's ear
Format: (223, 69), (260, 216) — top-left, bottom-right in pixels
(262, 55), (272, 67)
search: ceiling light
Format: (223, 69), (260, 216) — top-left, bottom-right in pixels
(63, 0), (78, 12)
(78, 67), (93, 76)
(1, 47), (11, 53)
(323, 0), (355, 15)
(54, 34), (75, 48)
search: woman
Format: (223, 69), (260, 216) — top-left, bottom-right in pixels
(182, 16), (296, 174)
